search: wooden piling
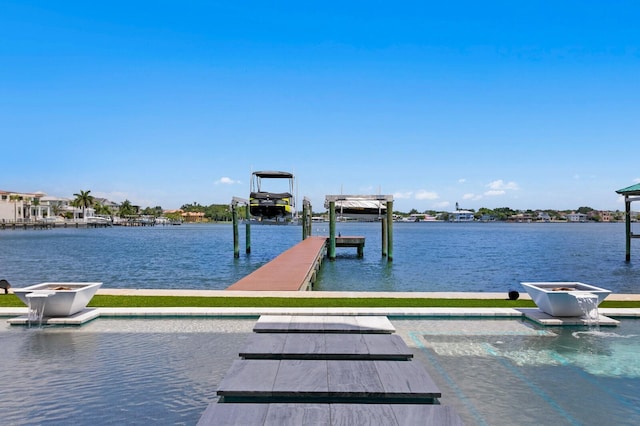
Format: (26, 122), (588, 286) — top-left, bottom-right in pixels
(329, 200), (336, 260)
(616, 184), (640, 262)
(232, 206), (240, 258)
(245, 204), (251, 254)
(381, 217), (388, 257)
(302, 201), (308, 240)
(386, 200), (394, 262)
(626, 199), (632, 262)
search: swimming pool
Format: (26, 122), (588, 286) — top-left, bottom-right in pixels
(392, 318), (640, 426)
(1, 318), (638, 425)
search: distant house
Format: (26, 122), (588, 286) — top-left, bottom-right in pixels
(537, 212), (552, 222)
(181, 211), (205, 223)
(449, 210), (475, 222)
(597, 211), (613, 222)
(0, 190), (52, 222)
(510, 213), (534, 223)
(566, 212), (588, 222)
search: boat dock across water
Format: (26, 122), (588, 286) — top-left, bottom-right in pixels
(225, 236), (365, 291)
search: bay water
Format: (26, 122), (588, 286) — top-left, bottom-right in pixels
(1, 222), (639, 294)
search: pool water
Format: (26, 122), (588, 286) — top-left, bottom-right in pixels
(392, 318), (640, 426)
(0, 318), (638, 425)
(0, 318), (256, 425)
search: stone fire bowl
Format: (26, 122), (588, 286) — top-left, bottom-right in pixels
(13, 282), (102, 317)
(521, 281), (611, 317)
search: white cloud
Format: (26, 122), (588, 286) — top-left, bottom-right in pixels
(633, 177), (640, 183)
(458, 178), (466, 183)
(484, 190), (506, 197)
(463, 193), (482, 201)
(393, 191), (413, 199)
(487, 180), (519, 191)
(415, 190), (439, 200)
(215, 177), (240, 185)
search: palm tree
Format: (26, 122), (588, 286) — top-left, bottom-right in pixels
(72, 190), (95, 221)
(118, 199), (136, 218)
(9, 194), (21, 222)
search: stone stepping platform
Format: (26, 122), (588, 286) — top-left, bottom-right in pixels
(253, 315), (395, 334)
(198, 403), (464, 426)
(520, 308), (620, 326)
(7, 308), (99, 326)
(240, 333), (413, 360)
(216, 359), (441, 402)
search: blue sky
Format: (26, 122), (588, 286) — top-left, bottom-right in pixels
(1, 1), (638, 212)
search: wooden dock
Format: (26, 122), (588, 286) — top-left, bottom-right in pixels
(226, 236), (327, 291)
(198, 315), (464, 425)
(226, 236), (365, 291)
(335, 236), (365, 257)
(0, 221), (111, 230)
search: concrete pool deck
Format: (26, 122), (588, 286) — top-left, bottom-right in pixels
(2, 289), (639, 325)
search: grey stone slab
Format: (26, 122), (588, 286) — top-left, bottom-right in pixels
(254, 315), (395, 333)
(322, 315), (361, 333)
(327, 360), (384, 396)
(374, 360), (441, 398)
(272, 359), (329, 396)
(324, 333), (365, 357)
(253, 315), (292, 333)
(240, 333), (287, 358)
(242, 333), (411, 360)
(282, 333), (326, 356)
(198, 404), (464, 426)
(264, 403), (331, 426)
(356, 316), (396, 333)
(520, 308), (620, 327)
(390, 405), (465, 426)
(197, 402), (269, 426)
(289, 315), (326, 332)
(330, 403), (399, 426)
(362, 334), (413, 360)
(216, 360), (279, 396)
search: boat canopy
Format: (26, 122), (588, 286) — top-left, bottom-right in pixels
(252, 171), (294, 179)
(331, 199), (386, 210)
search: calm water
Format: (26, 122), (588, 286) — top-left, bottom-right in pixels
(1, 222), (639, 293)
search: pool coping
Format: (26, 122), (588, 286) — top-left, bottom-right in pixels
(2, 306), (639, 326)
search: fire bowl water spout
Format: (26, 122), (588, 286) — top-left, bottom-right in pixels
(14, 282), (102, 317)
(521, 282), (611, 317)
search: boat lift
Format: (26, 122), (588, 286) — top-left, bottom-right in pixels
(325, 195), (394, 261)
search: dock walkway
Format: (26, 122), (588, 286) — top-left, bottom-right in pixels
(226, 237), (327, 291)
(198, 315), (464, 425)
(225, 235), (366, 291)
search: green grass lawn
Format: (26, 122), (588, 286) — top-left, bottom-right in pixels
(1, 294), (638, 309)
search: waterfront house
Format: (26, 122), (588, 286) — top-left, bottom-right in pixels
(182, 211), (206, 223)
(537, 211), (552, 222)
(0, 190), (51, 222)
(566, 212), (588, 222)
(449, 210), (475, 222)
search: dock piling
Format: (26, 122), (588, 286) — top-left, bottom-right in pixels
(329, 201), (336, 260)
(386, 200), (394, 261)
(381, 217), (388, 257)
(232, 205), (240, 258)
(615, 184), (640, 262)
(245, 203), (251, 254)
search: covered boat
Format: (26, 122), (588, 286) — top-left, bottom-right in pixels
(324, 198), (387, 220)
(249, 171), (295, 218)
